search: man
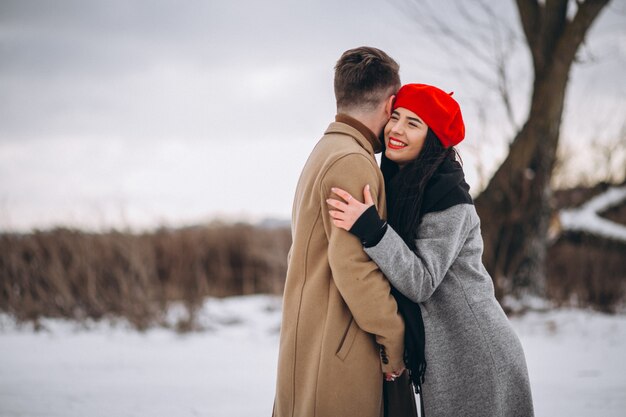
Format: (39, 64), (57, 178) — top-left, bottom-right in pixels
(273, 47), (406, 417)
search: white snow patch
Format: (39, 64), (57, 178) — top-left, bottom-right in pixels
(1, 296), (625, 417)
(560, 186), (626, 241)
(501, 294), (555, 314)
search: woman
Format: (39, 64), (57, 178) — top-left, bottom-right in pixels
(326, 84), (534, 416)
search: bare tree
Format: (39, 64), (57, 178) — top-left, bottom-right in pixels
(474, 0), (611, 297)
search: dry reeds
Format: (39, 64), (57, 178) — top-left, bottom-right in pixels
(547, 232), (626, 313)
(547, 182), (626, 312)
(0, 223), (291, 329)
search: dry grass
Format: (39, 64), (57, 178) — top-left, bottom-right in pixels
(546, 182), (626, 312)
(546, 232), (626, 313)
(0, 223), (291, 330)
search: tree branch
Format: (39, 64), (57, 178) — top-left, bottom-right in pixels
(496, 58), (519, 131)
(515, 0), (542, 66)
(555, 0), (611, 69)
(544, 0), (569, 39)
(419, 0), (496, 67)
(541, 0), (569, 66)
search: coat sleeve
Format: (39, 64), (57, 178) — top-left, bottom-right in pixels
(320, 154), (405, 373)
(364, 204), (475, 303)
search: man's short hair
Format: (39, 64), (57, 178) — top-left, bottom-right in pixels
(334, 46), (400, 112)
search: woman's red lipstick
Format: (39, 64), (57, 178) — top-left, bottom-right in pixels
(387, 137), (407, 150)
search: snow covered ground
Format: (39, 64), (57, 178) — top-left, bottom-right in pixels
(1, 295), (625, 417)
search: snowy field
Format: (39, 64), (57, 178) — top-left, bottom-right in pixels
(1, 295), (625, 417)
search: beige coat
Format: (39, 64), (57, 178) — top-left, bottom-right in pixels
(273, 119), (405, 417)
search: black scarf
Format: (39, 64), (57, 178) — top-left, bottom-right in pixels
(388, 157), (472, 395)
(420, 157), (473, 216)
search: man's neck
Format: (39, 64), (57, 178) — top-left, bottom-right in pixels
(335, 113), (383, 154)
(340, 110), (382, 137)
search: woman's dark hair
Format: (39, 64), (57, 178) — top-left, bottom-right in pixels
(381, 128), (457, 250)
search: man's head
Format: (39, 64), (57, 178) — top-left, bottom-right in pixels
(334, 47), (400, 115)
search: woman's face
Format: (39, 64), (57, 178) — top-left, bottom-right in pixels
(384, 107), (428, 167)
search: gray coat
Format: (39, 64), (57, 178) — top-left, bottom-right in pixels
(364, 203), (534, 417)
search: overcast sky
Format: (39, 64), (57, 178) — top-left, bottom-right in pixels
(1, 0), (625, 231)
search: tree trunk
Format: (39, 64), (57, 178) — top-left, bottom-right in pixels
(475, 0), (610, 298)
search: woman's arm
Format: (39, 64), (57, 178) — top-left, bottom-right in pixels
(364, 205), (474, 303)
(327, 186), (475, 303)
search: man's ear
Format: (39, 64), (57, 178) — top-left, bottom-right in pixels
(384, 95), (395, 118)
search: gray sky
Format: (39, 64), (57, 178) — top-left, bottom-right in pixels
(1, 0), (625, 231)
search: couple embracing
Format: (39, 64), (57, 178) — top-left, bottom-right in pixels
(273, 47), (534, 417)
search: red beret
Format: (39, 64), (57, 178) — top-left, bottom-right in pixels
(393, 83), (465, 148)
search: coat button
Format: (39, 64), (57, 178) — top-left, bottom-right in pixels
(382, 357), (389, 365)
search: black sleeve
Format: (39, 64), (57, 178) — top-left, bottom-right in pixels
(348, 205), (388, 248)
